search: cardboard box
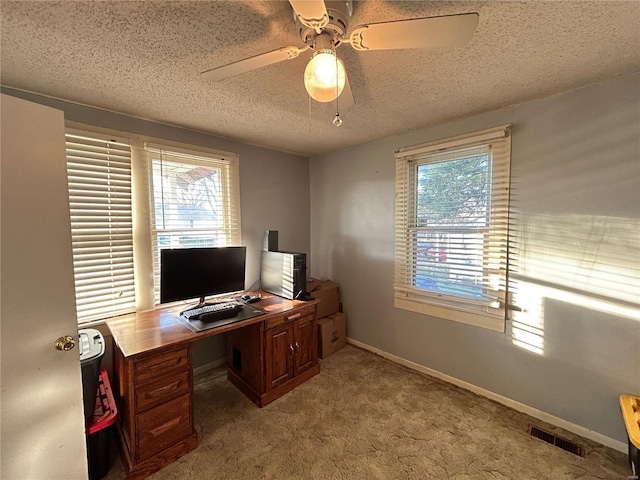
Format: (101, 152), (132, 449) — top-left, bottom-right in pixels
(306, 279), (340, 319)
(317, 312), (347, 359)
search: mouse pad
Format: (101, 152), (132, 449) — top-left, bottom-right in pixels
(177, 304), (265, 333)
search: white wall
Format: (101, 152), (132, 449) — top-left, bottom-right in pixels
(310, 72), (640, 445)
(1, 88), (311, 369)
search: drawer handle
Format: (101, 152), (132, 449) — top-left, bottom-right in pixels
(289, 344), (295, 355)
(147, 358), (184, 373)
(287, 313), (302, 321)
(150, 416), (182, 437)
(148, 381), (181, 398)
(294, 341), (300, 351)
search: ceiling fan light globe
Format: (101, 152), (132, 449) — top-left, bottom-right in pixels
(304, 52), (346, 103)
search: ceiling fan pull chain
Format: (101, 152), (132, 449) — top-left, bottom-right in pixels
(333, 53), (343, 127)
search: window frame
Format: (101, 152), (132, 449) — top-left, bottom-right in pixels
(394, 126), (512, 332)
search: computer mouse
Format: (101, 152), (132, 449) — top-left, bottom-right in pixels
(240, 294), (261, 303)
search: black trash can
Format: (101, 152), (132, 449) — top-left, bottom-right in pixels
(79, 329), (105, 424)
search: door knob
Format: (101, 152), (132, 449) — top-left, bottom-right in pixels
(54, 335), (76, 351)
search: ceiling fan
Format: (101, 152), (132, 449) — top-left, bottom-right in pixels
(201, 1), (479, 124)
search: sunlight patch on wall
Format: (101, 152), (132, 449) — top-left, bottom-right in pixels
(509, 212), (640, 355)
(510, 281), (545, 355)
(521, 213), (639, 305)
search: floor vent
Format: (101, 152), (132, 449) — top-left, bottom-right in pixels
(529, 425), (585, 457)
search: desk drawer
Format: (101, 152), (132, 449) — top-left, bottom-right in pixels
(133, 346), (189, 383)
(135, 369), (190, 412)
(136, 393), (191, 460)
(265, 305), (315, 330)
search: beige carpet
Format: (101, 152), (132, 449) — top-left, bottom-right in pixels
(104, 345), (629, 479)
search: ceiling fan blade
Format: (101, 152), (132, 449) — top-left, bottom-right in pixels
(340, 72), (355, 109)
(201, 46), (307, 82)
(348, 13), (479, 51)
(289, 0), (328, 33)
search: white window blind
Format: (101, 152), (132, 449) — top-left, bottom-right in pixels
(394, 126), (511, 331)
(65, 129), (135, 323)
(146, 143), (241, 305)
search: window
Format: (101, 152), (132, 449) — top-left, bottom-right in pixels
(65, 126), (242, 323)
(146, 143), (241, 304)
(65, 130), (135, 323)
(394, 126), (511, 332)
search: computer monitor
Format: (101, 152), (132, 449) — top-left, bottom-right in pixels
(160, 246), (246, 305)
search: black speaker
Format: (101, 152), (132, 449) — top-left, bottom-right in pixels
(263, 230), (278, 251)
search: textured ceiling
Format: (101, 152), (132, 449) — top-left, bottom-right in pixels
(1, 1), (639, 157)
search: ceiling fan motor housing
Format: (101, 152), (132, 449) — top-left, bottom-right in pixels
(296, 1), (352, 50)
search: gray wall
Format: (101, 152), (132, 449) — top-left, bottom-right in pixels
(2, 88), (311, 368)
(309, 72), (640, 444)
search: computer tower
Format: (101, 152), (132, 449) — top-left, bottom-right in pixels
(260, 250), (308, 300)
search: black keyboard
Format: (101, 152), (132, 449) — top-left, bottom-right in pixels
(183, 302), (243, 323)
(196, 305), (243, 323)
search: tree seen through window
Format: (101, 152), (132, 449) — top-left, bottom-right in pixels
(414, 154), (490, 298)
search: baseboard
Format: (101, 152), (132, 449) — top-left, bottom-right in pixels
(193, 356), (227, 377)
(346, 337), (627, 453)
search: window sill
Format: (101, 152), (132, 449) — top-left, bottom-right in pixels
(394, 297), (505, 332)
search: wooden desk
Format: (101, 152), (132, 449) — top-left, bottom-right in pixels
(107, 292), (320, 479)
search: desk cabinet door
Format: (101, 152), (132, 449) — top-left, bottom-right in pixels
(265, 323), (294, 390)
(294, 316), (316, 375)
